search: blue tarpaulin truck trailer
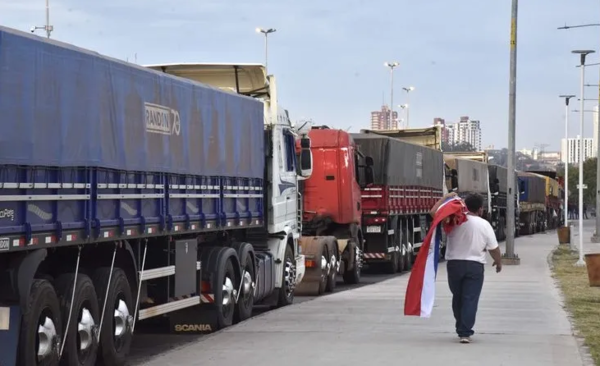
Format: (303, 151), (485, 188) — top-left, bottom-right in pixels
(0, 26), (310, 366)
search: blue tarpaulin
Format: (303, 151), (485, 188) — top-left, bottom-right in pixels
(0, 26), (265, 179)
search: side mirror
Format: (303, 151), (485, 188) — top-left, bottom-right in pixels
(364, 166), (374, 186)
(451, 169), (459, 191)
(299, 136), (312, 178)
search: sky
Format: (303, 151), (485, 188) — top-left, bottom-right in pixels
(2, 0), (600, 151)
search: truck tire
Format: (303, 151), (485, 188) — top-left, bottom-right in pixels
(276, 244), (296, 307)
(18, 279), (63, 366)
(233, 244), (255, 323)
(55, 273), (100, 366)
(93, 268), (133, 366)
(342, 241), (361, 285)
(384, 252), (398, 274)
(214, 256), (237, 329)
(325, 237), (337, 293)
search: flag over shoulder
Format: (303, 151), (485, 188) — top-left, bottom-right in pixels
(403, 196), (468, 318)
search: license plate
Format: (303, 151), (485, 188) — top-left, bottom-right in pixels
(366, 226), (381, 233)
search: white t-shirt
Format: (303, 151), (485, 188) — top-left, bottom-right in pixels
(444, 214), (499, 264)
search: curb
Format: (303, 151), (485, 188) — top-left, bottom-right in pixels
(548, 244), (596, 366)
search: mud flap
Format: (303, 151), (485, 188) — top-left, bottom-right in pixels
(0, 305), (21, 366)
(168, 305), (218, 335)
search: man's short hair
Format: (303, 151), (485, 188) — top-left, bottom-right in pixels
(464, 193), (484, 213)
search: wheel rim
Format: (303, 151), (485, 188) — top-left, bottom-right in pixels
(284, 258), (296, 297)
(241, 269), (254, 306)
(320, 254), (328, 283)
(355, 246), (363, 273)
(222, 276), (234, 307)
(77, 305), (96, 360)
(330, 255), (338, 278)
(37, 310), (58, 362)
(112, 296), (132, 352)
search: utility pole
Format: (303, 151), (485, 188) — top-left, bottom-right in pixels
(504, 0), (520, 265)
(402, 86), (415, 128)
(384, 62), (399, 130)
(573, 49), (595, 266)
(560, 95), (576, 228)
(31, 0), (53, 38)
(557, 23), (600, 244)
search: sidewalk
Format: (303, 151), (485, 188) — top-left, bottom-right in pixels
(139, 232), (590, 366)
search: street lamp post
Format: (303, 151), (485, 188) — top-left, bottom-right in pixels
(384, 62), (400, 129)
(256, 27), (276, 73)
(504, 0), (520, 265)
(572, 49), (595, 266)
(402, 86), (415, 128)
(557, 23), (600, 245)
(31, 0), (53, 38)
(559, 95), (576, 228)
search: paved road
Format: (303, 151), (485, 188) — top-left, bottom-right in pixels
(127, 269), (405, 365)
(130, 230), (593, 366)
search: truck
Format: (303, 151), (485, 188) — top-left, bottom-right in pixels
(517, 172), (547, 235)
(526, 171), (561, 230)
(295, 126), (374, 295)
(487, 164), (520, 240)
(0, 26), (312, 366)
(350, 131), (446, 273)
(443, 154), (492, 220)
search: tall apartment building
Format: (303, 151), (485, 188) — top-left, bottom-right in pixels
(370, 105), (398, 130)
(445, 116), (482, 150)
(561, 136), (594, 164)
(433, 117), (450, 144)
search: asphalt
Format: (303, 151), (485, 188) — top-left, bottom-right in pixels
(133, 226), (596, 366)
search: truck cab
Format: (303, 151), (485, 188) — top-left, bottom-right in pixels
(145, 62), (312, 299)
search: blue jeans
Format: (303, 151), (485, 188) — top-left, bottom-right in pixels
(446, 260), (484, 337)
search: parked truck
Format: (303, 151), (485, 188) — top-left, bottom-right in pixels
(0, 26), (312, 366)
(487, 164), (521, 240)
(350, 132), (445, 273)
(443, 154), (492, 220)
(296, 126), (374, 295)
(517, 172), (547, 235)
(526, 171), (561, 230)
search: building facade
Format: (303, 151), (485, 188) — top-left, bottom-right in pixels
(433, 117), (450, 144)
(444, 116), (482, 150)
(561, 136), (594, 164)
(370, 105), (398, 130)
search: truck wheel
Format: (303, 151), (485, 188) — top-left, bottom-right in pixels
(234, 249), (255, 323)
(276, 244), (296, 307)
(18, 279), (63, 366)
(405, 244), (414, 271)
(318, 245), (328, 295)
(55, 273), (100, 366)
(93, 268), (133, 366)
(214, 256), (237, 330)
(343, 242), (361, 285)
(325, 238), (337, 293)
(384, 252), (398, 274)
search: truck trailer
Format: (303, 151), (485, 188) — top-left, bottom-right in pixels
(517, 172), (547, 235)
(526, 171), (561, 230)
(296, 126), (374, 295)
(444, 155), (492, 220)
(487, 164), (520, 240)
(350, 132), (445, 273)
(0, 26), (312, 366)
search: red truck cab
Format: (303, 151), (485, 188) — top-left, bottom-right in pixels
(302, 127), (364, 231)
(296, 126), (374, 294)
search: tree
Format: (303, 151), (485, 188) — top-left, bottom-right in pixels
(566, 158), (597, 205)
(442, 141), (476, 152)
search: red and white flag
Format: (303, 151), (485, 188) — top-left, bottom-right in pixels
(404, 197), (468, 318)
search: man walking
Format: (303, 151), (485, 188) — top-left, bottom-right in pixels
(433, 193), (503, 343)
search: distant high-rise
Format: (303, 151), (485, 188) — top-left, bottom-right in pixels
(445, 116), (482, 150)
(561, 136), (594, 164)
(370, 105), (398, 130)
(433, 118), (450, 144)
